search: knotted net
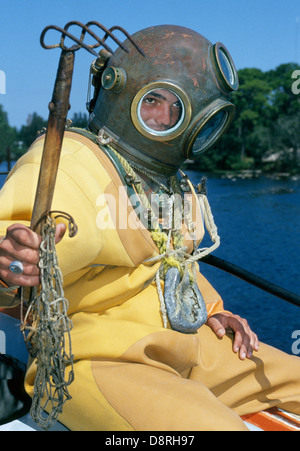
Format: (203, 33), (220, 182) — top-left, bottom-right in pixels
(21, 215), (75, 430)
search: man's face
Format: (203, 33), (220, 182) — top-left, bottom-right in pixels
(140, 89), (182, 132)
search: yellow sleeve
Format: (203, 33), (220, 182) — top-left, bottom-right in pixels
(196, 271), (230, 318)
(0, 135), (105, 308)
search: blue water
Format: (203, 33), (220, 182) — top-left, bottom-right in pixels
(0, 161), (14, 185)
(1, 161), (299, 354)
(187, 169), (300, 355)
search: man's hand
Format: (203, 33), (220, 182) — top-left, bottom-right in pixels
(207, 312), (259, 360)
(0, 223), (66, 287)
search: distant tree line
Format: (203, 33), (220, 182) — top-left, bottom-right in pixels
(196, 63), (300, 174)
(0, 63), (300, 174)
(0, 109), (88, 165)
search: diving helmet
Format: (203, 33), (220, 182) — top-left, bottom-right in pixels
(88, 25), (239, 175)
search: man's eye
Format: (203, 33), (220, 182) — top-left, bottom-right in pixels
(174, 101), (181, 108)
(144, 97), (156, 104)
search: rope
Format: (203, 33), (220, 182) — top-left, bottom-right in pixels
(0, 284), (19, 293)
(21, 215), (74, 430)
(185, 194), (220, 264)
(105, 145), (220, 328)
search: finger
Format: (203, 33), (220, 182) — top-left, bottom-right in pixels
(253, 334), (260, 352)
(248, 327), (259, 352)
(0, 255), (40, 276)
(249, 331), (260, 354)
(239, 335), (251, 360)
(241, 322), (259, 358)
(1, 225), (41, 264)
(2, 271), (40, 287)
(232, 327), (245, 356)
(233, 331), (250, 360)
(229, 318), (248, 358)
(55, 223), (67, 244)
(6, 224), (41, 250)
(0, 257), (40, 288)
(241, 322), (253, 359)
(206, 316), (226, 338)
(234, 322), (255, 360)
(0, 238), (40, 265)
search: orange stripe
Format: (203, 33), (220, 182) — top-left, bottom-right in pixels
(242, 408), (300, 431)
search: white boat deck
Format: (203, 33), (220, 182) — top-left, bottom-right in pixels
(0, 413), (69, 431)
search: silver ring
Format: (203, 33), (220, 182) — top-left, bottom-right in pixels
(9, 261), (24, 275)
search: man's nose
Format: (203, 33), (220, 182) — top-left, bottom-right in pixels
(158, 104), (171, 126)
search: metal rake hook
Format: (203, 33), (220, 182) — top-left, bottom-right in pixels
(40, 20), (145, 56)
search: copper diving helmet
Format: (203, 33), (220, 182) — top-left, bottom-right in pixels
(88, 24), (239, 175)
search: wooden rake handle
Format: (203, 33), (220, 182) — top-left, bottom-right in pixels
(30, 50), (75, 234)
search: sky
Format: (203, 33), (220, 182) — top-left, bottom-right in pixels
(0, 0), (300, 129)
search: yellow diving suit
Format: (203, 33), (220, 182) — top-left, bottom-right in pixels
(0, 131), (300, 431)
